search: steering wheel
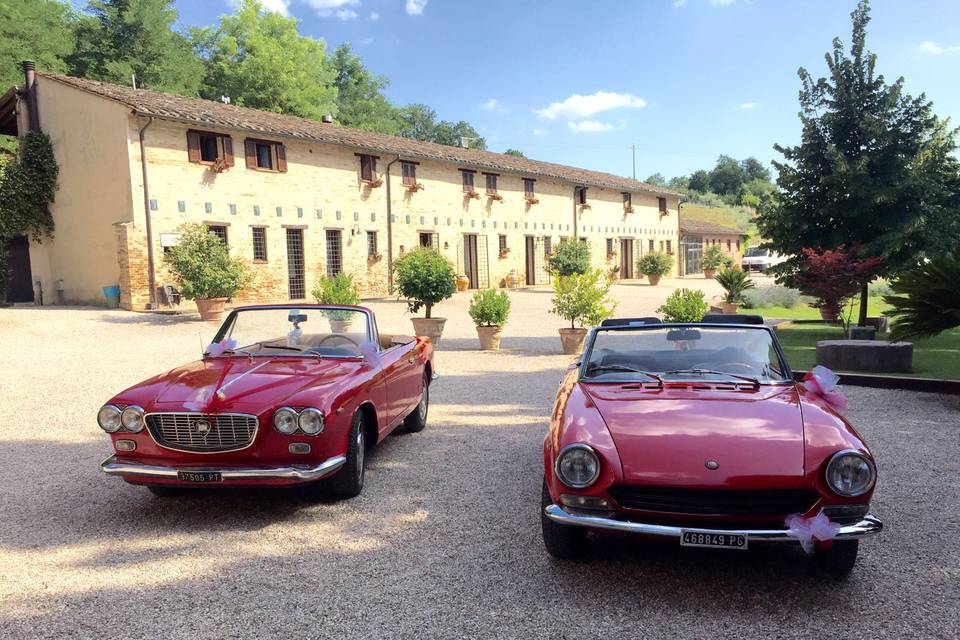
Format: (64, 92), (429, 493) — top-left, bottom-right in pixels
(316, 334), (361, 348)
(692, 362), (758, 375)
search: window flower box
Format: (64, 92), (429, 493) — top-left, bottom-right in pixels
(465, 190), (481, 200)
(623, 205), (634, 214)
(405, 182), (425, 192)
(525, 196), (539, 205)
(211, 158), (229, 173)
(364, 177), (384, 188)
(488, 193), (504, 202)
(580, 203), (592, 210)
(499, 248), (511, 258)
(368, 252), (383, 263)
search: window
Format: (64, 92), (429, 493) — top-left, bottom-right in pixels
(606, 238), (614, 255)
(244, 139), (287, 172)
(727, 239), (732, 251)
(658, 197), (667, 213)
(649, 239), (655, 253)
(326, 229), (343, 277)
(484, 173), (498, 195)
(622, 192), (632, 208)
(666, 240), (672, 254)
(659, 240), (665, 252)
(579, 236), (587, 244)
(576, 187), (588, 205)
(499, 234), (508, 253)
(187, 131), (234, 166)
(359, 154), (378, 182)
(523, 178), (535, 198)
(544, 236), (553, 256)
(461, 170), (475, 192)
(736, 239), (741, 251)
(419, 232), (434, 248)
(252, 227), (267, 261)
(207, 225), (228, 246)
(401, 161), (416, 186)
(367, 231), (378, 258)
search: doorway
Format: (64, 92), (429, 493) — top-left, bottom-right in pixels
(525, 236), (535, 285)
(463, 234), (479, 288)
(5, 236), (33, 302)
(619, 238), (635, 279)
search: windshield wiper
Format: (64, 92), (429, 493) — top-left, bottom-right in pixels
(255, 342), (304, 352)
(664, 369), (759, 386)
(585, 364), (663, 384)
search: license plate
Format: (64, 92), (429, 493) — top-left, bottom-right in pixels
(680, 530), (748, 550)
(176, 471), (222, 483)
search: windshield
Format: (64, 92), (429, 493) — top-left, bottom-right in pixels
(744, 247), (767, 257)
(209, 307), (371, 358)
(583, 326), (789, 383)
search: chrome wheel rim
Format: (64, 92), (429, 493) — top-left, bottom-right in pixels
(418, 384), (428, 420)
(355, 427), (364, 481)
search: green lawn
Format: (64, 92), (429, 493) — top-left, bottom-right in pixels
(749, 298), (892, 321)
(774, 324), (960, 380)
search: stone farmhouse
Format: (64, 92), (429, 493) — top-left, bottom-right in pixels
(678, 217), (747, 276)
(1, 63), (681, 310)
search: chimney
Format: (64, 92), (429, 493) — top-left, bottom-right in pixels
(22, 60), (40, 132)
(321, 114), (333, 124)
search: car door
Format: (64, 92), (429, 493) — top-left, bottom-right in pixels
(377, 341), (422, 429)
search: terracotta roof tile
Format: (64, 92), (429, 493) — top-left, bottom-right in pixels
(42, 73), (680, 198)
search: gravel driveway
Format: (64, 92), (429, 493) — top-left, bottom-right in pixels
(0, 280), (957, 639)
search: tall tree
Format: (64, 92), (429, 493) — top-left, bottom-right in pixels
(397, 104), (486, 150)
(69, 0), (203, 95)
(645, 172), (666, 186)
(192, 0), (337, 119)
(708, 154), (747, 195)
(687, 169), (711, 193)
(0, 0), (75, 90)
(739, 157), (771, 183)
(755, 0), (960, 325)
(503, 149), (525, 158)
(331, 43), (400, 134)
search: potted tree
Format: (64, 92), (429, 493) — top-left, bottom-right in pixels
(312, 272), (361, 332)
(701, 244), (726, 279)
(164, 223), (249, 321)
(637, 251), (672, 286)
(656, 288), (709, 322)
(550, 269), (617, 354)
(715, 267), (755, 313)
(394, 247), (457, 346)
(547, 240), (591, 277)
(469, 289), (511, 350)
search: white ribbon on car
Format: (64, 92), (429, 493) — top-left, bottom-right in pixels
(802, 365), (848, 414)
(785, 512), (842, 554)
(205, 338), (237, 356)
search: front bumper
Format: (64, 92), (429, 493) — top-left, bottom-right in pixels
(100, 454), (346, 483)
(544, 504), (883, 543)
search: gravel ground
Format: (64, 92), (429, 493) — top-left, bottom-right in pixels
(0, 278), (957, 639)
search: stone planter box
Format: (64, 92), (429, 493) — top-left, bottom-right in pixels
(816, 340), (913, 374)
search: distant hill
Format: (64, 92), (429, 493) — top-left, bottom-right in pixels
(680, 202), (759, 243)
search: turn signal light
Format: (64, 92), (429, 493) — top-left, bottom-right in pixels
(115, 439), (137, 452)
(288, 442), (311, 455)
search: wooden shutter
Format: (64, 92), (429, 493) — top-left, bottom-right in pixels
(221, 136), (235, 167)
(245, 140), (257, 169)
(187, 131), (201, 163)
(276, 143), (287, 172)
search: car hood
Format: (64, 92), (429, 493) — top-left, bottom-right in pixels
(128, 357), (359, 413)
(581, 383), (806, 488)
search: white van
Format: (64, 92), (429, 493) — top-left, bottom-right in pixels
(741, 246), (787, 272)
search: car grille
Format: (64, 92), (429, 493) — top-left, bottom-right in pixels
(607, 485), (819, 516)
(145, 413), (258, 453)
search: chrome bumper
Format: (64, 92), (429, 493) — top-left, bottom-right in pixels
(544, 504), (883, 543)
(100, 454), (346, 483)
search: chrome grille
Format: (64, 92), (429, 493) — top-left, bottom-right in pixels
(145, 413), (258, 453)
(608, 485), (819, 516)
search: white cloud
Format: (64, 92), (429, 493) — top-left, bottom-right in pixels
(305, 0), (360, 18)
(534, 91), (646, 120)
(406, 0), (428, 15)
(568, 120), (614, 133)
(336, 8), (358, 19)
(918, 40), (960, 55)
(480, 98), (507, 113)
(673, 0), (686, 7)
(740, 102), (757, 109)
(532, 128), (547, 137)
(709, 0), (736, 5)
(370, 11), (379, 19)
(361, 36), (375, 45)
(229, 0), (291, 14)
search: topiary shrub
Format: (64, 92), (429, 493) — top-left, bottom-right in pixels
(637, 252), (673, 277)
(550, 268), (617, 328)
(164, 223), (249, 300)
(312, 272), (360, 320)
(657, 288), (709, 322)
(548, 240), (591, 276)
(393, 247), (457, 318)
(469, 289), (511, 327)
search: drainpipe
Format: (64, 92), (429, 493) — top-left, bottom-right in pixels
(572, 186), (579, 239)
(138, 117), (157, 309)
(21, 61), (39, 132)
(384, 154), (400, 291)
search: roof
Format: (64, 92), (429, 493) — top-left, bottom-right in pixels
(0, 85), (20, 136)
(678, 216), (746, 236)
(40, 73), (680, 198)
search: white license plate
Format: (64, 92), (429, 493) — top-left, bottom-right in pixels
(680, 530), (748, 550)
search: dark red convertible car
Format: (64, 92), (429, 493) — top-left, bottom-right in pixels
(99, 304), (433, 498)
(542, 315), (882, 576)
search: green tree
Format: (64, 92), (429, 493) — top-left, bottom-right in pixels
(397, 103), (486, 149)
(667, 175), (689, 190)
(192, 0), (337, 119)
(330, 43), (400, 134)
(69, 0), (202, 95)
(503, 148), (525, 158)
(708, 154), (747, 195)
(687, 169), (711, 193)
(755, 0), (960, 326)
(432, 119), (486, 150)
(0, 0), (75, 89)
(645, 172), (666, 186)
(739, 157), (771, 183)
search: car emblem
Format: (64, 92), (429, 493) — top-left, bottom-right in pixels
(705, 459), (720, 470)
(194, 420), (211, 436)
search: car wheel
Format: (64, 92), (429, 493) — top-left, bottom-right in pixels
(541, 477), (586, 560)
(815, 539), (859, 578)
(327, 411), (366, 499)
(403, 372), (430, 433)
(147, 485), (184, 497)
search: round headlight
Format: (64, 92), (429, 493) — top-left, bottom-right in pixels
(298, 408), (325, 435)
(273, 407), (298, 435)
(97, 404), (122, 433)
(825, 449), (876, 497)
(120, 405), (145, 433)
(556, 444), (601, 489)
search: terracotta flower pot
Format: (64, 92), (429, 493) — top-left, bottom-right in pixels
(722, 302), (740, 314)
(647, 274), (662, 286)
(329, 319), (353, 333)
(558, 327), (588, 355)
(704, 268), (717, 279)
(195, 297), (228, 322)
(411, 317), (447, 347)
(476, 325), (503, 351)
(819, 303), (840, 321)
(456, 275), (470, 292)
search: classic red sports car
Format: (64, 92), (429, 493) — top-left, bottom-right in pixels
(542, 315), (882, 576)
(99, 304), (433, 498)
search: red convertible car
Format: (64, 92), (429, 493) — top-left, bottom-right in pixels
(542, 315), (882, 576)
(99, 304), (433, 498)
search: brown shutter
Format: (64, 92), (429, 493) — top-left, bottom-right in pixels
(245, 140), (257, 169)
(187, 131), (201, 163)
(276, 143), (287, 172)
(222, 136), (235, 167)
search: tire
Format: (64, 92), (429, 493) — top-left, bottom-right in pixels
(541, 477), (586, 560)
(327, 411), (366, 499)
(403, 372), (430, 433)
(815, 539), (859, 578)
(147, 485), (184, 497)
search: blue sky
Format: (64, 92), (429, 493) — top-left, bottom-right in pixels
(171, 0), (960, 181)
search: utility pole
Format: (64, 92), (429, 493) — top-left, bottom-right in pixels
(631, 144), (636, 179)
